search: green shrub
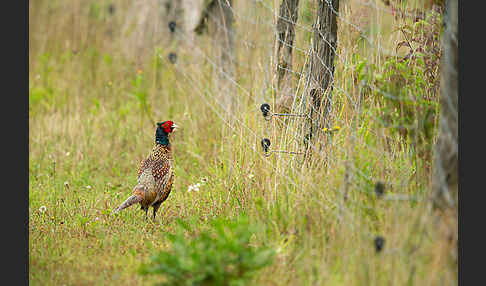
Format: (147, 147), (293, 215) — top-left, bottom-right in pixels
(375, 56), (438, 147)
(139, 215), (275, 286)
(356, 9), (442, 160)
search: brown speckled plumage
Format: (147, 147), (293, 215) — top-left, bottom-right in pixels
(113, 121), (177, 219)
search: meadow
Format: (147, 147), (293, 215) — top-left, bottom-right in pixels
(29, 0), (457, 285)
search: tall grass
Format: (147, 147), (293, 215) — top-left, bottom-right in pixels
(29, 0), (456, 285)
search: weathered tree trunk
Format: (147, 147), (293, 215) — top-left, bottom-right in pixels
(308, 0), (339, 145)
(275, 0), (300, 112)
(120, 0), (184, 64)
(432, 0), (458, 210)
(195, 0), (236, 111)
(182, 0), (204, 47)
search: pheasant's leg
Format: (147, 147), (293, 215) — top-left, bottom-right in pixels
(144, 207), (148, 219)
(152, 200), (163, 220)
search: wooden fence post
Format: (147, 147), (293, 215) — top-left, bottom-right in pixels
(195, 0), (236, 111)
(275, 0), (300, 111)
(432, 0), (458, 210)
(308, 0), (339, 148)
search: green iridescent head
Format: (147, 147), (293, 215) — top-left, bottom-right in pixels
(155, 121), (179, 145)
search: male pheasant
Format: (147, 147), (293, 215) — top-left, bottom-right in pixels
(113, 121), (179, 219)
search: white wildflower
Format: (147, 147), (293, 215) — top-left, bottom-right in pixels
(86, 185), (92, 190)
(191, 183), (199, 192)
(39, 206), (47, 213)
(65, 152), (70, 156)
(188, 181), (202, 192)
(248, 173), (255, 179)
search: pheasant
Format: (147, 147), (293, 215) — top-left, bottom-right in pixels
(113, 121), (179, 219)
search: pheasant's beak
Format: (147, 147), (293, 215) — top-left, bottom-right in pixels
(172, 124), (180, 132)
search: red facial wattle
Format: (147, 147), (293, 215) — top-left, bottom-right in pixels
(162, 121), (173, 133)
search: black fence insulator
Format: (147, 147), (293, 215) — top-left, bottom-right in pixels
(260, 103), (271, 119)
(168, 21), (176, 33)
(260, 138), (304, 157)
(168, 53), (177, 64)
(261, 138), (271, 155)
(374, 236), (385, 253)
(108, 4), (115, 15)
(374, 181), (385, 198)
(259, 102), (306, 121)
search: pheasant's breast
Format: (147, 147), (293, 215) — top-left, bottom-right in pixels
(138, 167), (156, 189)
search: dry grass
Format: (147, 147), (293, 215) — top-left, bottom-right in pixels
(29, 0), (456, 285)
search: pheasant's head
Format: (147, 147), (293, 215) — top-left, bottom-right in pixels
(155, 121), (179, 145)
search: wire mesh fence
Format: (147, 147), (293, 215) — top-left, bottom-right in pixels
(120, 0), (454, 244)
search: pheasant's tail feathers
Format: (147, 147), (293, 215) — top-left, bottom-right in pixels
(113, 195), (143, 213)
